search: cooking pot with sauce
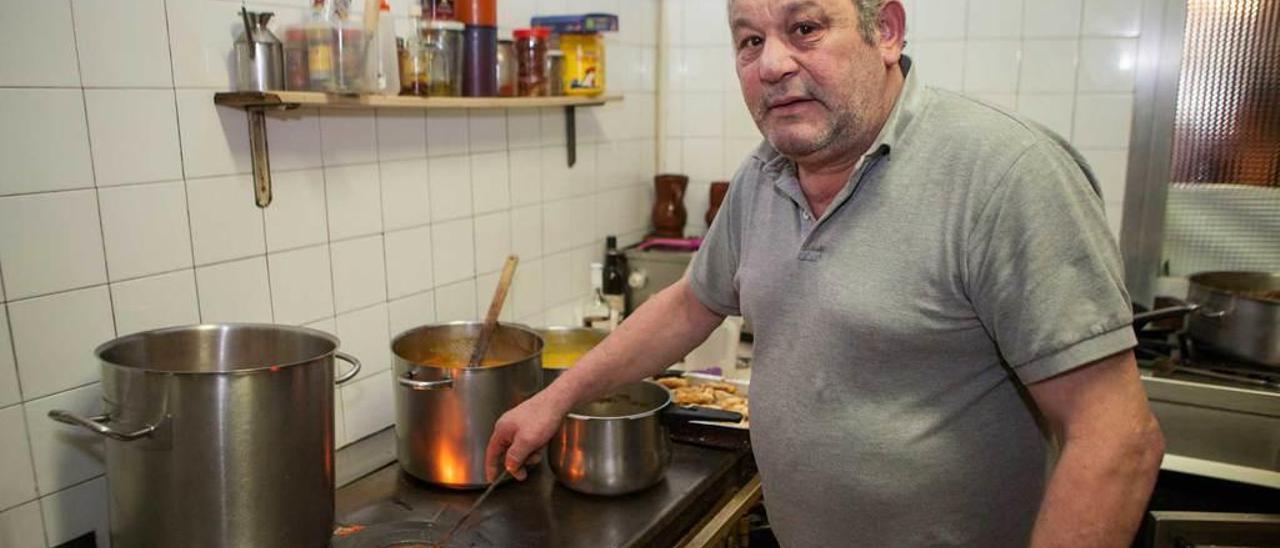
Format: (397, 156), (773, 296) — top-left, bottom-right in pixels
(392, 322), (543, 488)
(537, 326), (609, 387)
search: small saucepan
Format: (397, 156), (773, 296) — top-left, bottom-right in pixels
(548, 380), (742, 496)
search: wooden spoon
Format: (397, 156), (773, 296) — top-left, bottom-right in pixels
(467, 255), (519, 369)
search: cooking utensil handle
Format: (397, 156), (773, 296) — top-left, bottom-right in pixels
(47, 410), (155, 441)
(334, 352), (362, 384)
(397, 372), (454, 391)
(664, 405), (743, 424)
(1132, 304), (1199, 330)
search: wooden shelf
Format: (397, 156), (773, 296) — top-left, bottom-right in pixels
(213, 91), (622, 110)
(212, 91), (622, 208)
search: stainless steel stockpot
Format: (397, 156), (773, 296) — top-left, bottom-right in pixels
(392, 322), (543, 488)
(48, 323), (361, 548)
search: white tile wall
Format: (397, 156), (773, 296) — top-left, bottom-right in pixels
(0, 89), (93, 196)
(664, 0), (1144, 237)
(0, 1), (656, 544)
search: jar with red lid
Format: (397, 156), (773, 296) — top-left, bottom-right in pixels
(514, 27), (550, 97)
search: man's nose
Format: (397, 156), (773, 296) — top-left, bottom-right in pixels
(758, 39), (798, 83)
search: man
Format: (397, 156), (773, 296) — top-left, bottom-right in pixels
(487, 0), (1165, 545)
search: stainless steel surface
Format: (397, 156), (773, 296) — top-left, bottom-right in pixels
(1141, 372), (1280, 488)
(623, 248), (693, 314)
(438, 469), (511, 546)
(392, 322), (543, 488)
(1143, 511), (1280, 548)
(332, 440), (749, 548)
(538, 326), (609, 386)
(235, 10), (284, 92)
(549, 381), (674, 496)
(1122, 0), (1188, 307)
(48, 323), (357, 548)
(1185, 271), (1280, 366)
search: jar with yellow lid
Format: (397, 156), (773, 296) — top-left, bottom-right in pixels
(559, 33), (605, 96)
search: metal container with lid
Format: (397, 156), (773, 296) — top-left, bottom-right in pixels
(234, 9), (284, 91)
(392, 322), (543, 488)
(48, 324), (361, 547)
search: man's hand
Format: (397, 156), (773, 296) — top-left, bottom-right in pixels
(482, 277), (727, 483)
(484, 391), (569, 481)
(1027, 350), (1165, 547)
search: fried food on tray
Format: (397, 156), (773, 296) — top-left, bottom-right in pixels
(656, 376), (689, 389)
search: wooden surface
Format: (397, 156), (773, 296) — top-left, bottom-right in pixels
(214, 90), (622, 110)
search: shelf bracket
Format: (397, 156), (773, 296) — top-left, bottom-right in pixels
(236, 98), (300, 208)
(565, 105), (577, 167)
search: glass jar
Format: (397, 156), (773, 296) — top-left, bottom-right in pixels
(514, 27), (550, 97)
(422, 20), (464, 96)
(546, 49), (565, 96)
(496, 39), (516, 97)
(561, 32), (605, 96)
(284, 27), (310, 90)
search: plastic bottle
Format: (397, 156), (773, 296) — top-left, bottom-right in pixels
(365, 0), (400, 94)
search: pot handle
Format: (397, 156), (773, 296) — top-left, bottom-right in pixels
(335, 352), (362, 385)
(1132, 304), (1199, 330)
(397, 371), (454, 391)
(663, 405), (743, 424)
(47, 410), (155, 442)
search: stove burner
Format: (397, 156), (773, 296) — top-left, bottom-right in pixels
(332, 521), (447, 548)
(1135, 326), (1280, 390)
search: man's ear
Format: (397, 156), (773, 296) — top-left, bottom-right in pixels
(877, 1), (907, 66)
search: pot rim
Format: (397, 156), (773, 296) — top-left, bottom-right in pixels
(392, 320), (545, 371)
(565, 380), (672, 421)
(1190, 271), (1280, 304)
(96, 323), (341, 375)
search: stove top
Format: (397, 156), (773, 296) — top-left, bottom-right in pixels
(1135, 325), (1280, 393)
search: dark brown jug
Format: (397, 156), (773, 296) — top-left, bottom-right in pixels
(706, 181), (729, 226)
(652, 174), (689, 238)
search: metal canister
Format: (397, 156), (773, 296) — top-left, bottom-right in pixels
(463, 25), (498, 96)
(392, 322), (543, 488)
(48, 324), (361, 547)
(234, 9), (285, 91)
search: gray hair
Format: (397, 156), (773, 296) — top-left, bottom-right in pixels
(853, 0), (888, 44)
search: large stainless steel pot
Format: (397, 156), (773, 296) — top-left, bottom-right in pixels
(392, 322), (543, 488)
(548, 381), (741, 496)
(48, 324), (361, 548)
(537, 326), (608, 387)
(1135, 271), (1279, 367)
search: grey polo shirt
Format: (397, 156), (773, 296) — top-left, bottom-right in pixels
(689, 59), (1136, 546)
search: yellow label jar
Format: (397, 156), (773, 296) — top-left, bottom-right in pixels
(560, 33), (605, 96)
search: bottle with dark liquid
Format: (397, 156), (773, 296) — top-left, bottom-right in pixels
(602, 236), (627, 320)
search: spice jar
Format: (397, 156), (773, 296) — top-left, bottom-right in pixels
(423, 20), (465, 96)
(284, 27), (310, 90)
(514, 27), (550, 97)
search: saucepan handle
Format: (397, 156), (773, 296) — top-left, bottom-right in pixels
(662, 405), (743, 424)
(47, 410), (155, 442)
(397, 371), (454, 391)
(334, 352), (363, 385)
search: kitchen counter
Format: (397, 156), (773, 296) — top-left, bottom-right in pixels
(332, 434), (753, 547)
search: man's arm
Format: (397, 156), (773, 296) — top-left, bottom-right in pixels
(484, 276), (726, 480)
(1026, 350), (1165, 547)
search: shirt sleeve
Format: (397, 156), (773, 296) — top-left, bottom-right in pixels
(688, 164), (752, 317)
(965, 140), (1137, 384)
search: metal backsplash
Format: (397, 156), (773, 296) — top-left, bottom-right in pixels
(1171, 0), (1280, 188)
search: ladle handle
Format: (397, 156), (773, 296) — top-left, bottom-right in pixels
(468, 255), (519, 368)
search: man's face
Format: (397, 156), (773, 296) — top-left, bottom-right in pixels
(730, 0), (889, 159)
